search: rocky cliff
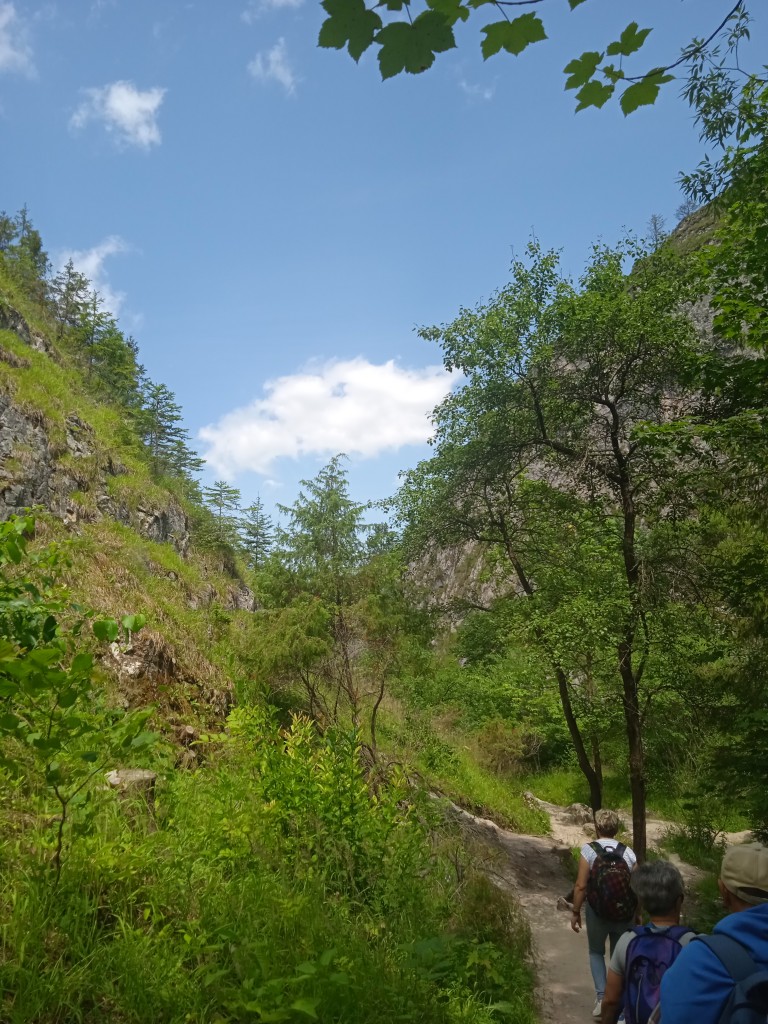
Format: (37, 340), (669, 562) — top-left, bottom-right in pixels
(0, 290), (257, 729)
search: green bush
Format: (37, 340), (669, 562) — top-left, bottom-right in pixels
(1, 705), (537, 1024)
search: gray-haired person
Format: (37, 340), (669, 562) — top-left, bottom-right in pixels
(600, 860), (696, 1024)
(571, 810), (638, 1018)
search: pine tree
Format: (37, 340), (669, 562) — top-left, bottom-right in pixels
(239, 497), (274, 568)
(203, 480), (242, 546)
(276, 454), (366, 603)
(138, 381), (203, 480)
(50, 259), (90, 340)
(91, 327), (145, 408)
(2, 206), (49, 302)
(0, 211), (16, 251)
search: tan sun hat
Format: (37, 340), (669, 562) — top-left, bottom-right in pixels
(720, 843), (768, 906)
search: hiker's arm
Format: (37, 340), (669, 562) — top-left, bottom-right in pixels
(600, 969), (623, 1024)
(570, 855), (590, 933)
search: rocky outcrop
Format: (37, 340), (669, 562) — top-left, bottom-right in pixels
(0, 299), (53, 354)
(107, 631), (232, 718)
(225, 583), (257, 612)
(412, 542), (505, 628)
(0, 391), (54, 515)
(0, 390), (192, 554)
(0, 345), (30, 370)
(134, 503), (190, 557)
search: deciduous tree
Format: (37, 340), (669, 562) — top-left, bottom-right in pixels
(395, 239), (719, 859)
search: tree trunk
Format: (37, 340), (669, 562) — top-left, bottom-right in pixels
(506, 534), (604, 813)
(592, 735), (603, 793)
(619, 643), (647, 861)
(556, 666), (603, 811)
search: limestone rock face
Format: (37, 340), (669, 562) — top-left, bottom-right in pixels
(135, 503), (190, 556)
(0, 388), (192, 554)
(225, 584), (257, 612)
(0, 392), (53, 516)
(0, 306), (191, 553)
(415, 542), (503, 629)
(187, 583), (217, 610)
(0, 300), (52, 354)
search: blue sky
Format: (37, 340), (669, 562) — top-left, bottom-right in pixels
(1, 0), (765, 516)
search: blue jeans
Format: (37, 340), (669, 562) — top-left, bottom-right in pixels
(585, 904), (634, 999)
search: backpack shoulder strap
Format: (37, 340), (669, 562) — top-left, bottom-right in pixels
(697, 934), (759, 982)
(625, 924), (650, 945)
(627, 924), (686, 954)
(614, 842), (627, 858)
(590, 841), (604, 857)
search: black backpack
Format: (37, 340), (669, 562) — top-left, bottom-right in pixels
(586, 841), (637, 921)
(697, 934), (768, 1024)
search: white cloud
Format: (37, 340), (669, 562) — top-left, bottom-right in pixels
(0, 2), (34, 76)
(199, 357), (456, 476)
(459, 79), (495, 102)
(247, 38), (297, 95)
(70, 80), (166, 149)
(242, 0), (304, 22)
(57, 236), (129, 316)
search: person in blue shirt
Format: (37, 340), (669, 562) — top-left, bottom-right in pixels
(660, 842), (768, 1024)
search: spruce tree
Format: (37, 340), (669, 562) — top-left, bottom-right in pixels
(203, 480), (242, 546)
(50, 259), (90, 340)
(239, 497), (274, 568)
(139, 381), (203, 480)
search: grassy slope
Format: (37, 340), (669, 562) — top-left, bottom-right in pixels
(0, 269), (257, 722)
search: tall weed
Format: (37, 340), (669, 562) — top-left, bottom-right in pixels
(1, 708), (537, 1024)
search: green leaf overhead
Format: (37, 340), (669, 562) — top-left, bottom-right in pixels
(575, 79), (614, 111)
(563, 50), (603, 90)
(318, 0), (382, 61)
(606, 22), (652, 58)
(316, 0), (742, 112)
(480, 13), (547, 60)
(425, 0), (469, 27)
(376, 11), (456, 79)
(620, 70), (674, 115)
(601, 63), (626, 85)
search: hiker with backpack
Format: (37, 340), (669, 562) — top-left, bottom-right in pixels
(599, 860), (696, 1024)
(571, 809), (638, 1018)
(659, 842), (768, 1024)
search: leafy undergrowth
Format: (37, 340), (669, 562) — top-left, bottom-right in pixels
(514, 767), (684, 820)
(0, 708), (537, 1024)
(375, 702), (549, 836)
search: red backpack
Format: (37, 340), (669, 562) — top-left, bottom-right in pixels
(586, 841), (637, 921)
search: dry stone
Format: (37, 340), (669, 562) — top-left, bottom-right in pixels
(565, 803), (594, 826)
(106, 769), (158, 828)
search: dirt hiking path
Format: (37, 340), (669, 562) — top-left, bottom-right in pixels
(445, 795), (738, 1024)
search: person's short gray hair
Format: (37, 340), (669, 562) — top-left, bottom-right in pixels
(630, 860), (685, 915)
(595, 809), (620, 837)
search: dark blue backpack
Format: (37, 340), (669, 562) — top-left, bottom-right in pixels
(624, 924), (693, 1024)
(698, 934), (768, 1024)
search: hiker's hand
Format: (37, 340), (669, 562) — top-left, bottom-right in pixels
(570, 911), (581, 933)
